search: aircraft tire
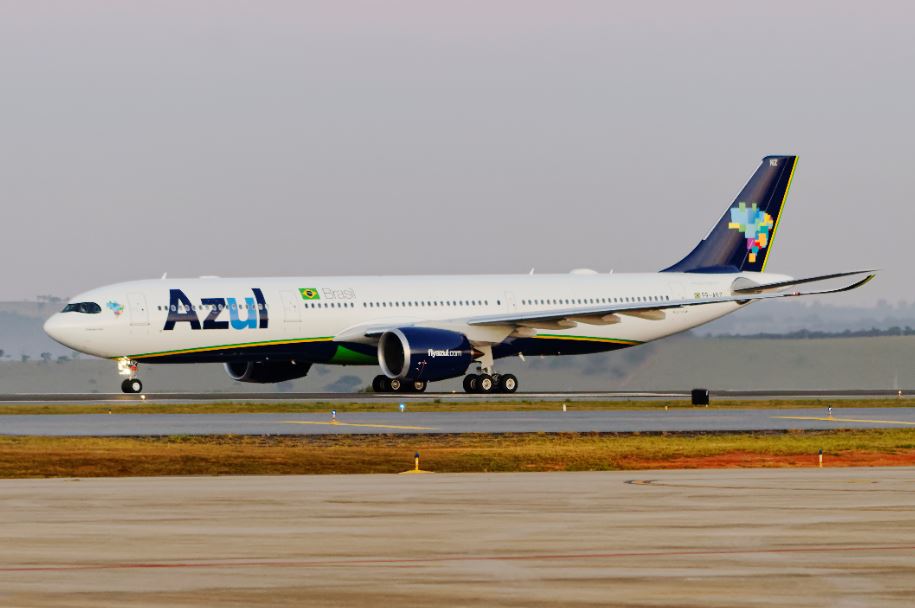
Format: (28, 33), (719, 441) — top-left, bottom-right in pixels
(476, 374), (494, 393)
(121, 378), (143, 394)
(411, 380), (427, 393)
(372, 375), (387, 392)
(498, 374), (518, 393)
(462, 374), (478, 393)
(388, 378), (403, 392)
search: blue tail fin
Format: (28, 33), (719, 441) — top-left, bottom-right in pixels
(663, 155), (797, 273)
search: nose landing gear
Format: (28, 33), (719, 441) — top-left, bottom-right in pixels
(117, 358), (143, 394)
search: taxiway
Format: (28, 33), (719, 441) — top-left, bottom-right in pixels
(1, 407), (914, 435)
(1, 467), (913, 606)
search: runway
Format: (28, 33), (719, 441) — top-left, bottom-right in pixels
(1, 468), (913, 607)
(2, 407), (915, 435)
(0, 388), (908, 404)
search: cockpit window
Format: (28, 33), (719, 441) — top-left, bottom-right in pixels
(61, 302), (102, 314)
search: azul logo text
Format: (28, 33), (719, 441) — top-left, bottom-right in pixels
(163, 288), (268, 331)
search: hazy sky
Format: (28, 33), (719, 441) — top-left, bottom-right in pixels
(1, 1), (912, 305)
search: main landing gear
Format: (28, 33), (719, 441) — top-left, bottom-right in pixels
(461, 345), (518, 393)
(117, 358), (143, 394)
(462, 373), (518, 394)
(372, 375), (427, 393)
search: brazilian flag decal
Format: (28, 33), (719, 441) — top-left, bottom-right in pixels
(299, 288), (320, 300)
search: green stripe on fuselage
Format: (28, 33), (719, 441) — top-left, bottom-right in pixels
(329, 344), (377, 365)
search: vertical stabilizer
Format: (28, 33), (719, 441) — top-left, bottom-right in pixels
(663, 155), (797, 273)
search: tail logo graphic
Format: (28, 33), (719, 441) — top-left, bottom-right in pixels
(728, 202), (774, 264)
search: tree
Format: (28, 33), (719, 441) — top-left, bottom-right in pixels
(40, 352), (52, 363)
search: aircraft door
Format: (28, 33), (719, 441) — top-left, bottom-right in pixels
(128, 293), (149, 326)
(280, 290), (301, 323)
(504, 292), (517, 313)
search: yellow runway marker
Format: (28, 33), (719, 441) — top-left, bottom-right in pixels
(773, 416), (915, 426)
(280, 420), (437, 431)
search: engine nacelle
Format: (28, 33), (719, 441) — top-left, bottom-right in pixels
(378, 327), (474, 381)
(223, 360), (312, 384)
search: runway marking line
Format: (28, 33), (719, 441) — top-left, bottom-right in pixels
(0, 544), (912, 573)
(772, 415), (915, 426)
(280, 420), (436, 431)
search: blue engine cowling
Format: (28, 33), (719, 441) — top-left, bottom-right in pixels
(378, 327), (475, 381)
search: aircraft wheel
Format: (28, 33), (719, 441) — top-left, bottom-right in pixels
(387, 377), (404, 392)
(372, 375), (387, 392)
(462, 374), (478, 393)
(476, 374), (494, 393)
(411, 380), (427, 393)
(121, 378), (143, 394)
(498, 374), (518, 393)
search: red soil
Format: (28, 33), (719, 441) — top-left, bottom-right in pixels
(622, 450), (915, 470)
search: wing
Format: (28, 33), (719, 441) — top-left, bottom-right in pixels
(467, 271), (876, 329)
(334, 270), (875, 342)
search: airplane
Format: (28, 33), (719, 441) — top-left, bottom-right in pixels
(44, 155), (874, 394)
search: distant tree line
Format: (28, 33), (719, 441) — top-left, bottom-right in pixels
(713, 326), (915, 339)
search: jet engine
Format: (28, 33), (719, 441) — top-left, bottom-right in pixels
(224, 360), (312, 384)
(378, 327), (475, 381)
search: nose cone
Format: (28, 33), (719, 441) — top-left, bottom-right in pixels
(44, 314), (76, 349)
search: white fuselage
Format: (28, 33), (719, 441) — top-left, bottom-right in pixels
(43, 271), (788, 363)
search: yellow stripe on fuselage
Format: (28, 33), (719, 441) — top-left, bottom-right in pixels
(126, 337), (334, 360)
(534, 334), (641, 345)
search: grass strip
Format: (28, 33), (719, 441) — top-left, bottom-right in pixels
(1, 398), (914, 416)
(0, 429), (914, 478)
